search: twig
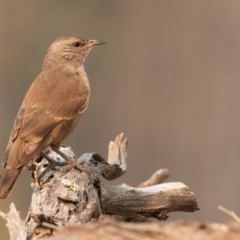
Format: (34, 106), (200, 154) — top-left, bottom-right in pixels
(218, 205), (240, 222)
(138, 168), (169, 187)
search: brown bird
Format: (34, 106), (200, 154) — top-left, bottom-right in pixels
(0, 34), (104, 199)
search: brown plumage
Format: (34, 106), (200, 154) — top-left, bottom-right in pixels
(0, 34), (104, 199)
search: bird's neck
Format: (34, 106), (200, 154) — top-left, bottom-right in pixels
(42, 57), (90, 89)
(43, 54), (82, 71)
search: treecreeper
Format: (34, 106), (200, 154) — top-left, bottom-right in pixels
(0, 34), (105, 199)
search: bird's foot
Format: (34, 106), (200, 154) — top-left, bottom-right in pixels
(52, 148), (90, 174)
(37, 149), (90, 184)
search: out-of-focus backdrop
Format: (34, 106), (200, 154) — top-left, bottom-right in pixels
(1, 0), (240, 238)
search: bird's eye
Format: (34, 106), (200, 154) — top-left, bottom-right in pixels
(73, 42), (81, 47)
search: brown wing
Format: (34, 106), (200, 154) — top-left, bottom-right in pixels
(4, 69), (90, 169)
(3, 107), (25, 166)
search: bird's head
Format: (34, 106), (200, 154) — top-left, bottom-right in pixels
(43, 34), (105, 69)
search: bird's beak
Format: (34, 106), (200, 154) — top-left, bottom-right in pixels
(87, 40), (105, 48)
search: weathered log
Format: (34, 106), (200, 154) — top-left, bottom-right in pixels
(0, 134), (199, 239)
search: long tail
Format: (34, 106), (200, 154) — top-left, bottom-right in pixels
(0, 167), (22, 199)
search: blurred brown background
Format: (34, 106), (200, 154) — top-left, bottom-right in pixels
(1, 0), (240, 238)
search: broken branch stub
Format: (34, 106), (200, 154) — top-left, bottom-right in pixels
(0, 203), (27, 240)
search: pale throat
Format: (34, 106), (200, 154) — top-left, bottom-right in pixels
(76, 65), (90, 88)
(58, 63), (90, 89)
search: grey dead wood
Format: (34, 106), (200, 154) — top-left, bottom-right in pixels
(0, 133), (199, 240)
(0, 203), (27, 240)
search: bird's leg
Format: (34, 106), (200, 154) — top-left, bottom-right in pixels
(38, 152), (67, 185)
(52, 148), (76, 166)
(52, 148), (90, 173)
(36, 148), (90, 184)
(40, 151), (67, 167)
(37, 152), (56, 185)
